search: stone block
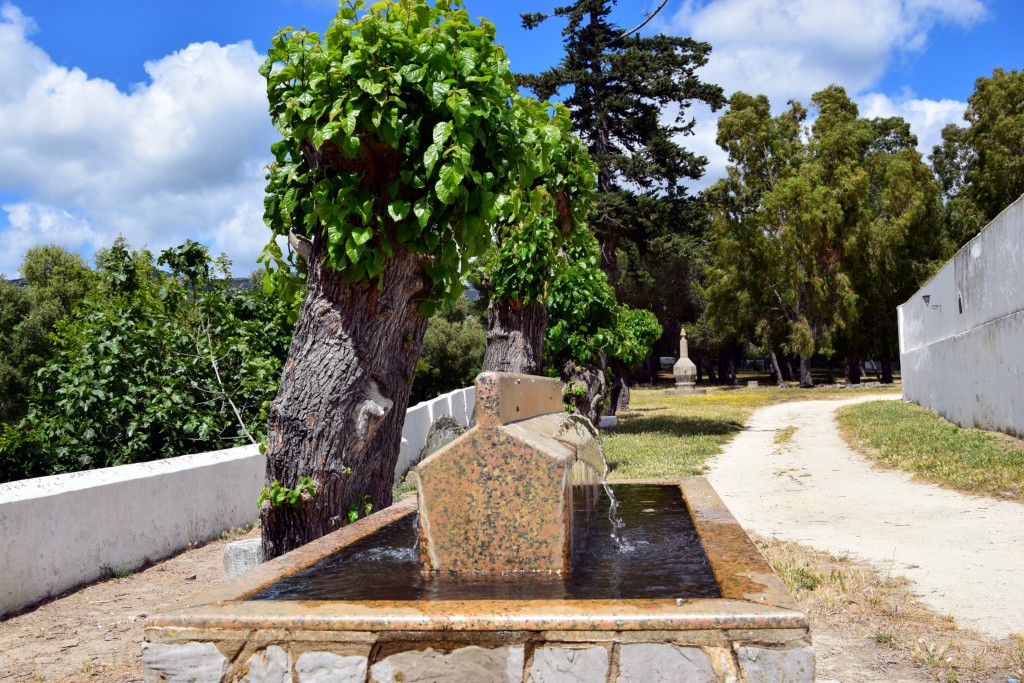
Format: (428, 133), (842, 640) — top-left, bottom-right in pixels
(527, 645), (609, 683)
(598, 415), (618, 429)
(242, 645), (289, 683)
(370, 645), (524, 683)
(617, 643), (717, 682)
(142, 642), (228, 683)
(296, 651), (368, 682)
(224, 538), (264, 579)
(735, 645), (815, 683)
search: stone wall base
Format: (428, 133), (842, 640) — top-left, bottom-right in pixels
(143, 630), (814, 683)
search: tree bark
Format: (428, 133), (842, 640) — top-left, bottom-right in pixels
(561, 356), (607, 425)
(769, 351), (785, 387)
(881, 357), (894, 384)
(481, 299), (546, 375)
(799, 355), (814, 388)
(608, 361), (632, 415)
(846, 356), (862, 385)
(783, 355), (795, 382)
(261, 241), (427, 560)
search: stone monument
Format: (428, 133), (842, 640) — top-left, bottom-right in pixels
(672, 327), (704, 395)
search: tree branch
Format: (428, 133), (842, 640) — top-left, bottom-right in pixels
(613, 0), (670, 44)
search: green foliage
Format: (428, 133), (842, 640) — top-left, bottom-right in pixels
(410, 295), (485, 405)
(3, 239), (293, 480)
(545, 230), (661, 370)
(931, 67), (1024, 244)
(705, 87), (945, 381)
(0, 246), (93, 424)
(259, 476), (318, 509)
(474, 99), (597, 308)
(545, 231), (617, 365)
(606, 307), (662, 370)
(259, 0), (524, 309)
(346, 494), (373, 524)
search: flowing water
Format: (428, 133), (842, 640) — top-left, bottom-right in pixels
(248, 484), (720, 602)
(556, 413), (625, 545)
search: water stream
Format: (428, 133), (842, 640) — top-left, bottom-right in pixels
(556, 414), (625, 545)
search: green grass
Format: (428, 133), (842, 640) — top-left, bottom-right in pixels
(604, 383), (900, 480)
(837, 400), (1024, 502)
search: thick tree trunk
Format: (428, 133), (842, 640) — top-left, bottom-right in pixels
(599, 233), (620, 291)
(769, 351), (785, 387)
(261, 243), (427, 560)
(799, 355), (814, 388)
(481, 299), (546, 375)
(644, 353), (659, 386)
(881, 357), (894, 384)
(846, 356), (862, 385)
(561, 356), (607, 425)
(609, 361), (632, 415)
(703, 357), (718, 384)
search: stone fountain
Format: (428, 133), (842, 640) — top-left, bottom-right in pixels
(144, 373), (813, 682)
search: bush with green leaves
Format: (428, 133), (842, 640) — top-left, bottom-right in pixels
(5, 240), (292, 479)
(410, 295), (485, 405)
(0, 246), (93, 425)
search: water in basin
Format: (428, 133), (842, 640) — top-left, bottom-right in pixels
(247, 483), (720, 601)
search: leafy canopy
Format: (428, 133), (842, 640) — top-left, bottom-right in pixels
(260, 0), (530, 314)
(475, 99), (597, 307)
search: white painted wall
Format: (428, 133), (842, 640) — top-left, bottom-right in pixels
(898, 194), (1024, 437)
(0, 386), (476, 617)
(395, 385), (476, 477)
(0, 445), (263, 617)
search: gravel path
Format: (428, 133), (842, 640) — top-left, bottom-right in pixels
(707, 395), (1024, 639)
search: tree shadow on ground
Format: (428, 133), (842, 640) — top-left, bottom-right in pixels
(614, 413), (744, 438)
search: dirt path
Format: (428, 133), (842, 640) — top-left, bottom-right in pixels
(708, 395), (1024, 640)
(0, 528), (259, 682)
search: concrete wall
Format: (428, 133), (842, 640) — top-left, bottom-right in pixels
(898, 195), (1024, 436)
(395, 385), (476, 478)
(0, 386), (477, 617)
(0, 445), (263, 618)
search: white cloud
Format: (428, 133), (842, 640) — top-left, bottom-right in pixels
(0, 3), (277, 277)
(664, 0), (984, 190)
(668, 0), (987, 103)
(857, 92), (965, 157)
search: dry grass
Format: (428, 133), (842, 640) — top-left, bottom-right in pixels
(774, 425), (798, 445)
(756, 535), (1024, 682)
(837, 400), (1024, 502)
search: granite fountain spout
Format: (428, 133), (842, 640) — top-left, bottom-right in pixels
(416, 372), (604, 574)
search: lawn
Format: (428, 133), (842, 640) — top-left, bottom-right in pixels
(603, 383), (901, 480)
(837, 399), (1024, 502)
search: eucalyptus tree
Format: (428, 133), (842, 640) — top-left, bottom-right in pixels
(704, 92), (806, 385)
(843, 118), (945, 383)
(932, 67), (1024, 246)
(708, 87), (945, 387)
(257, 0), (590, 556)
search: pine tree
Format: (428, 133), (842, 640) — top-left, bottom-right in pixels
(520, 1), (725, 287)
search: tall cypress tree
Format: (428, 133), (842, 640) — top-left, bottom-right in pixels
(520, 1), (725, 287)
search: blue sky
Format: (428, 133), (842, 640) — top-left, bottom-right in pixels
(0, 0), (1020, 277)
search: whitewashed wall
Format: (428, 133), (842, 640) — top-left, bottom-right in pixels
(0, 386), (476, 617)
(396, 385), (475, 478)
(0, 445), (262, 618)
(898, 194), (1024, 437)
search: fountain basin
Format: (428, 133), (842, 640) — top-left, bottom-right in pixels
(143, 477), (814, 682)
